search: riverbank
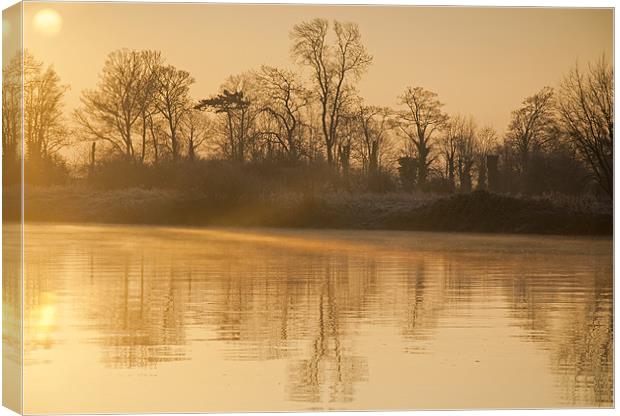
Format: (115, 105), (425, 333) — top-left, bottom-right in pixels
(6, 186), (612, 236)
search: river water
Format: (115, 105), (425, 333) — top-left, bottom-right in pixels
(7, 224), (613, 412)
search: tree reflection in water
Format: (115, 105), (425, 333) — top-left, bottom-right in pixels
(18, 225), (613, 409)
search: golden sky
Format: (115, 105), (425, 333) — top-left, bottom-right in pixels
(18, 3), (613, 134)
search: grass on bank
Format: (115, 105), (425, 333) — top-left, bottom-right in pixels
(5, 185), (611, 236)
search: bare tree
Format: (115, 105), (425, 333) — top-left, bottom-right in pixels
(454, 115), (477, 192)
(196, 74), (259, 162)
(397, 86), (448, 188)
(2, 53), (22, 168)
(154, 64), (194, 162)
(75, 49), (160, 160)
(558, 57), (613, 197)
(505, 86), (555, 187)
(475, 126), (499, 190)
(441, 115), (481, 192)
(440, 116), (461, 192)
(197, 89), (249, 161)
(291, 18), (372, 166)
(255, 66), (309, 162)
(336, 109), (356, 176)
(138, 52), (163, 164)
(300, 102), (326, 162)
(355, 105), (393, 179)
(181, 109), (213, 161)
(20, 51), (69, 163)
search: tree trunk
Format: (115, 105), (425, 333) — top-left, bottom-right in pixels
(141, 114), (147, 163)
(188, 137), (195, 161)
(368, 141), (379, 178)
(326, 142), (334, 165)
(447, 157), (455, 193)
(417, 147), (428, 189)
(89, 142), (96, 178)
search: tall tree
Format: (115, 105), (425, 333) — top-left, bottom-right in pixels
(505, 86), (555, 189)
(475, 126), (499, 191)
(335, 109), (356, 176)
(558, 57), (613, 197)
(154, 64), (194, 162)
(24, 55), (69, 163)
(291, 18), (372, 166)
(2, 53), (22, 170)
(181, 109), (213, 161)
(196, 82), (254, 162)
(397, 86), (448, 188)
(440, 116), (461, 192)
(355, 105), (393, 180)
(75, 49), (160, 160)
(137, 52), (163, 164)
(454, 115), (477, 193)
(255, 66), (309, 162)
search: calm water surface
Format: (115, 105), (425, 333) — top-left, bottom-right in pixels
(9, 224), (613, 412)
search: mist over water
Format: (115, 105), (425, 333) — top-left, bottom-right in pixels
(10, 224), (613, 412)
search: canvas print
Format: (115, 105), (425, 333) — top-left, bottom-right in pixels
(2, 2), (613, 414)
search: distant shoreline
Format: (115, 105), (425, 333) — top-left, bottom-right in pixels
(5, 187), (612, 236)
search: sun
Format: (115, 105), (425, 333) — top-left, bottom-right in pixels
(33, 9), (62, 37)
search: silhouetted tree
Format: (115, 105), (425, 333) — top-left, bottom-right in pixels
(154, 64), (194, 162)
(89, 142), (96, 177)
(21, 19), (609, 205)
(505, 86), (555, 192)
(255, 66), (309, 162)
(291, 18), (373, 166)
(475, 126), (499, 191)
(20, 51), (69, 163)
(2, 53), (22, 174)
(440, 118), (459, 192)
(336, 110), (357, 177)
(397, 86), (448, 189)
(558, 57), (613, 197)
(75, 49), (160, 160)
(181, 109), (212, 161)
(355, 105), (393, 182)
(146, 115), (167, 165)
(137, 52), (163, 164)
(3, 51), (69, 185)
(455, 116), (477, 192)
(196, 74), (256, 162)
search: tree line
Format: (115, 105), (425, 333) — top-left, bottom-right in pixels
(2, 18), (613, 198)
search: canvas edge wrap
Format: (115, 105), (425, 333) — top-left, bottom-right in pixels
(3, 1), (24, 414)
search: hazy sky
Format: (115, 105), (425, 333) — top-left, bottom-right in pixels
(18, 3), (613, 134)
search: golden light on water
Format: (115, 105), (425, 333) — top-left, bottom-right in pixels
(33, 9), (62, 37)
(5, 224), (611, 412)
(32, 293), (57, 346)
(37, 303), (56, 329)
